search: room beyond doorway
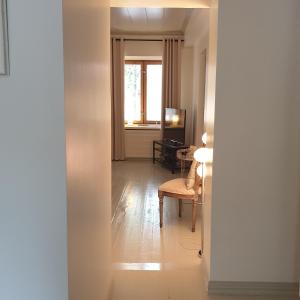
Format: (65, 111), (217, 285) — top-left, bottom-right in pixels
(109, 2), (212, 299)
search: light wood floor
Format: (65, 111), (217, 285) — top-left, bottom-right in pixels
(112, 159), (202, 264)
(110, 159), (297, 300)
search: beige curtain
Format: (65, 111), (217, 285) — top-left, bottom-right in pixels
(111, 38), (125, 161)
(162, 38), (182, 109)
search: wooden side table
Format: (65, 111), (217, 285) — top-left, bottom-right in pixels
(177, 148), (195, 176)
(153, 140), (189, 174)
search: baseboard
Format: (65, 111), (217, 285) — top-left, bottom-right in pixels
(208, 280), (299, 296)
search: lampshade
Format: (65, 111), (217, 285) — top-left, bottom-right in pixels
(202, 132), (208, 145)
(194, 147), (209, 163)
(197, 165), (203, 177)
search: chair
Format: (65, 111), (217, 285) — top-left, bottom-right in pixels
(158, 162), (201, 232)
(177, 145), (197, 176)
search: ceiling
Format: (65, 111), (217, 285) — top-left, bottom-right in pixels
(111, 8), (193, 34)
(110, 0), (210, 8)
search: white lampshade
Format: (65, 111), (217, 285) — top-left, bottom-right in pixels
(202, 132), (208, 145)
(197, 165), (203, 177)
(194, 147), (209, 163)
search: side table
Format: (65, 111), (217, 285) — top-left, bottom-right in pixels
(153, 139), (189, 174)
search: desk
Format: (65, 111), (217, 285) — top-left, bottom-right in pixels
(153, 140), (189, 174)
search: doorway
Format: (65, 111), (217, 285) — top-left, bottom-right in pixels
(110, 4), (211, 300)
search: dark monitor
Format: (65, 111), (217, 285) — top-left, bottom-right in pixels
(162, 108), (186, 144)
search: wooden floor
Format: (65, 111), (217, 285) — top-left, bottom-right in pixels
(112, 159), (202, 264)
(110, 159), (297, 300)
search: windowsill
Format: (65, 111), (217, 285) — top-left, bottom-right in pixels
(125, 124), (161, 130)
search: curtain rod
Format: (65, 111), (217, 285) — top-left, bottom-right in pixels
(111, 34), (185, 42)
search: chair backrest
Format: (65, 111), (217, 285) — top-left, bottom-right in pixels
(193, 162), (202, 195)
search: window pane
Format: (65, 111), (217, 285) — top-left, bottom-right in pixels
(124, 64), (142, 122)
(146, 64), (162, 122)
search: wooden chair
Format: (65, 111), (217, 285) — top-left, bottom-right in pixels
(158, 164), (201, 232)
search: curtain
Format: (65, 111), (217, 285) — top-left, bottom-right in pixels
(111, 38), (125, 161)
(162, 38), (182, 109)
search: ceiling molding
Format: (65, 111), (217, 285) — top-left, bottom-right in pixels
(110, 0), (211, 8)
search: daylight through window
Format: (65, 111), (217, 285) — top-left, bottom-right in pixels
(124, 61), (162, 124)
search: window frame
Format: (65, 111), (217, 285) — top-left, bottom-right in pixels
(125, 60), (162, 124)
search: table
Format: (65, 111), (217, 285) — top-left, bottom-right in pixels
(152, 139), (189, 174)
(177, 148), (195, 177)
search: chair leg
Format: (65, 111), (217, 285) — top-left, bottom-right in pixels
(159, 194), (164, 228)
(192, 199), (197, 232)
(178, 199), (182, 218)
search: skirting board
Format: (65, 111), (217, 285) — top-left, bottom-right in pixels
(208, 281), (299, 296)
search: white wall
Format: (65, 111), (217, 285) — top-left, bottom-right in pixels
(180, 47), (194, 145)
(201, 0), (219, 282)
(184, 9), (210, 146)
(0, 1), (68, 300)
(125, 40), (163, 57)
(63, 1), (112, 300)
(185, 8), (209, 48)
(192, 44), (208, 146)
(125, 129), (161, 158)
(210, 0), (300, 283)
(183, 7), (219, 284)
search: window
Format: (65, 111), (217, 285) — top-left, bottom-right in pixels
(124, 60), (162, 124)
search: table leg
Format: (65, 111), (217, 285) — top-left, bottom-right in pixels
(178, 199), (182, 218)
(159, 195), (164, 228)
(171, 149), (176, 174)
(152, 141), (155, 164)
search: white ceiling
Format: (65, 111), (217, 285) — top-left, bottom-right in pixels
(110, 0), (210, 8)
(111, 8), (193, 34)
